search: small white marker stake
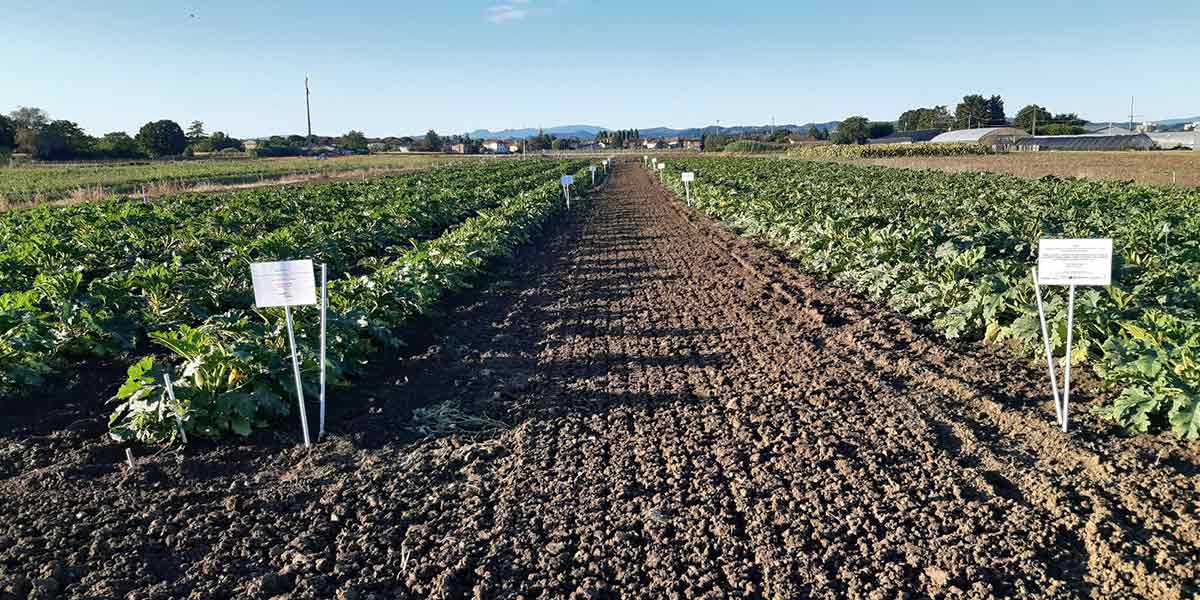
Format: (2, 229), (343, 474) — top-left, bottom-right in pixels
(561, 175), (574, 209)
(682, 172), (695, 205)
(125, 448), (136, 469)
(162, 373), (188, 444)
(319, 263), (328, 439)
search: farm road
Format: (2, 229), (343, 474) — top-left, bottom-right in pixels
(1, 160), (1197, 599)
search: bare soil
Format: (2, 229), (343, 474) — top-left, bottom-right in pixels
(1, 161), (1197, 599)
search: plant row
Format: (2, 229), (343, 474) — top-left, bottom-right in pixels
(788, 142), (993, 159)
(0, 161), (581, 399)
(654, 157), (1199, 438)
(111, 162), (598, 441)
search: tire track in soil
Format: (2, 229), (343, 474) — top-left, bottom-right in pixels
(0, 160), (1196, 600)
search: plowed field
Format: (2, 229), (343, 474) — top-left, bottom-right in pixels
(1, 161), (1197, 600)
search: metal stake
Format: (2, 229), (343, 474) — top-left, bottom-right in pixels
(284, 305), (312, 447)
(319, 263), (328, 439)
(1031, 268), (1063, 425)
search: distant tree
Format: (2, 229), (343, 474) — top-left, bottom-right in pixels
(8, 106), (49, 130)
(339, 130), (368, 152)
(43, 120), (94, 159)
(768, 128), (793, 143)
(0, 115), (14, 150)
(832, 116), (870, 145)
(94, 132), (144, 158)
(287, 134), (307, 144)
(702, 133), (734, 152)
(1014, 105), (1053, 133)
(807, 125), (828, 140)
(550, 138), (564, 150)
(954, 95), (989, 129)
(1052, 113), (1087, 127)
(136, 120), (187, 157)
(424, 129), (442, 151)
(1040, 124), (1087, 136)
(195, 131), (244, 152)
(186, 120), (206, 142)
(984, 95), (1006, 126)
(867, 122), (895, 139)
(897, 106), (951, 131)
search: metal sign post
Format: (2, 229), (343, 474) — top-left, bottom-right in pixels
(1033, 239), (1113, 433)
(656, 162), (665, 183)
(319, 263), (328, 440)
(590, 165), (597, 185)
(250, 259), (319, 447)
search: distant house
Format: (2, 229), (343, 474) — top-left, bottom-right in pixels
(683, 139), (702, 150)
(242, 139), (259, 151)
(643, 140), (662, 149)
(395, 145), (414, 153)
(483, 140), (509, 154)
(784, 134), (827, 145)
(449, 143), (467, 154)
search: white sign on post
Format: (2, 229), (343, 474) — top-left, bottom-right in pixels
(251, 260), (318, 308)
(682, 172), (695, 206)
(681, 172), (695, 182)
(249, 259), (318, 447)
(589, 165), (597, 185)
(1037, 239), (1113, 286)
(561, 175), (574, 209)
(1032, 238), (1113, 434)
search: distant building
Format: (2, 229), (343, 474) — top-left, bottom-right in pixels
(1146, 132), (1197, 150)
(930, 127), (1027, 146)
(683, 139), (702, 150)
(483, 140), (509, 154)
(643, 140), (662, 149)
(449, 143), (467, 154)
(1014, 134), (1155, 152)
(871, 128), (943, 144)
(1084, 124), (1135, 136)
(242, 139), (259, 151)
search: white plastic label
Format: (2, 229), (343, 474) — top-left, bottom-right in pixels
(656, 163), (665, 170)
(561, 175), (574, 185)
(1038, 239), (1113, 286)
(682, 172), (695, 182)
(251, 260), (318, 307)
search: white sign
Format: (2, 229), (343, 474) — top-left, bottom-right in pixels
(561, 175), (574, 185)
(656, 163), (665, 170)
(682, 172), (695, 182)
(251, 260), (318, 307)
(1038, 239), (1113, 286)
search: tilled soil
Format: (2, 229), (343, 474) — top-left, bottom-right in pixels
(1, 161), (1198, 600)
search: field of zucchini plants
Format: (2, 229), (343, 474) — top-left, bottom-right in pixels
(658, 157), (1200, 438)
(0, 159), (595, 442)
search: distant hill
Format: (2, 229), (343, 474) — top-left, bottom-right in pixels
(458, 121), (841, 140)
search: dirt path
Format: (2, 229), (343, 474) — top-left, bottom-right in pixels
(1, 161), (1197, 599)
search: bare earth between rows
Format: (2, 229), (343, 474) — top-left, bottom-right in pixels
(0, 162), (1197, 599)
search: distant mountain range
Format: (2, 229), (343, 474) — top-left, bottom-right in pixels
(460, 121), (841, 140)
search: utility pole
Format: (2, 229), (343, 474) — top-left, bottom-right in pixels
(305, 75), (313, 148)
(1129, 96), (1135, 133)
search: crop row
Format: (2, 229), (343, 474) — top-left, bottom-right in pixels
(112, 162), (599, 441)
(1, 161), (588, 432)
(656, 157), (1199, 438)
(788, 142), (993, 159)
(0, 154), (452, 203)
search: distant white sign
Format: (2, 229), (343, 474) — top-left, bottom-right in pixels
(251, 260), (318, 308)
(1038, 239), (1113, 286)
(682, 172), (695, 182)
(561, 175), (574, 185)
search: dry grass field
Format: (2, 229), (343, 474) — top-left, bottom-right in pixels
(822, 150), (1200, 187)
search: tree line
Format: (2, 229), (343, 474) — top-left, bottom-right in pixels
(831, 94), (1092, 144)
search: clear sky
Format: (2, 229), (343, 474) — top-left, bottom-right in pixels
(3, 1), (1198, 138)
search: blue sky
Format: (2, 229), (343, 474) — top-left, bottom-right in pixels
(3, 1), (1198, 138)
